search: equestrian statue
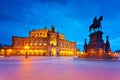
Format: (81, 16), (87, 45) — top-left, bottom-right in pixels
(89, 16), (103, 32)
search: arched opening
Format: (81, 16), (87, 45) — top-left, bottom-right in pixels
(51, 48), (57, 56)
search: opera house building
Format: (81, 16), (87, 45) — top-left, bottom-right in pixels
(1, 26), (80, 56)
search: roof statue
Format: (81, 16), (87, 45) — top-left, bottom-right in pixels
(89, 16), (103, 32)
(51, 25), (55, 31)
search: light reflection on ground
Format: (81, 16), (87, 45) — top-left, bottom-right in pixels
(0, 56), (120, 80)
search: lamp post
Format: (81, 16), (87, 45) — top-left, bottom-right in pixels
(24, 46), (29, 58)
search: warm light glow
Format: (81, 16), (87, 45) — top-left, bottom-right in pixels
(35, 50), (38, 52)
(50, 40), (57, 46)
(34, 42), (37, 46)
(51, 48), (56, 56)
(89, 49), (95, 54)
(81, 52), (83, 54)
(39, 43), (42, 45)
(59, 50), (74, 56)
(6, 49), (12, 53)
(39, 50), (43, 53)
(50, 35), (57, 46)
(43, 43), (47, 46)
(108, 52), (111, 55)
(114, 52), (119, 57)
(24, 46), (29, 49)
(8, 49), (12, 52)
(0, 49), (5, 55)
(30, 29), (48, 38)
(1, 49), (4, 52)
(59, 34), (65, 40)
(2, 27), (78, 56)
(99, 48), (103, 55)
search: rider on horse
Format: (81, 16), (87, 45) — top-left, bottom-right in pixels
(89, 16), (103, 32)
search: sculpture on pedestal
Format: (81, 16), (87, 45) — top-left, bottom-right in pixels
(79, 16), (118, 59)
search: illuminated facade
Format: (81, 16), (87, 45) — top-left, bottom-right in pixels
(2, 26), (80, 56)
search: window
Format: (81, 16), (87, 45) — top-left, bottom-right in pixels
(43, 43), (47, 46)
(37, 33), (39, 35)
(34, 42), (37, 46)
(30, 43), (32, 46)
(30, 41), (33, 46)
(39, 43), (42, 46)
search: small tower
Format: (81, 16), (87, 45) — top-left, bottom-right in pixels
(84, 39), (87, 53)
(44, 27), (47, 29)
(50, 25), (55, 32)
(105, 36), (111, 54)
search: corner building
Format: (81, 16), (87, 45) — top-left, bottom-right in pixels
(3, 26), (79, 56)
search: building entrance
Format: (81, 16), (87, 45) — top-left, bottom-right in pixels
(51, 48), (57, 56)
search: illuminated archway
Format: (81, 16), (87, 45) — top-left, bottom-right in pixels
(51, 48), (57, 56)
(99, 48), (103, 56)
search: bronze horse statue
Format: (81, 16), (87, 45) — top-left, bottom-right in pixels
(89, 16), (103, 32)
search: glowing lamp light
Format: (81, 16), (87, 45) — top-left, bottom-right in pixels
(8, 49), (12, 52)
(24, 46), (29, 58)
(81, 52), (83, 54)
(24, 46), (29, 50)
(114, 52), (118, 57)
(108, 52), (111, 55)
(1, 49), (4, 52)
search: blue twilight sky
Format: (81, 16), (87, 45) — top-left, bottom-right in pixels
(0, 0), (120, 51)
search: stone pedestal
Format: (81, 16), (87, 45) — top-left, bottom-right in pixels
(87, 31), (106, 59)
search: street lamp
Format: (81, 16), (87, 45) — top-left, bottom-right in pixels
(24, 46), (29, 58)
